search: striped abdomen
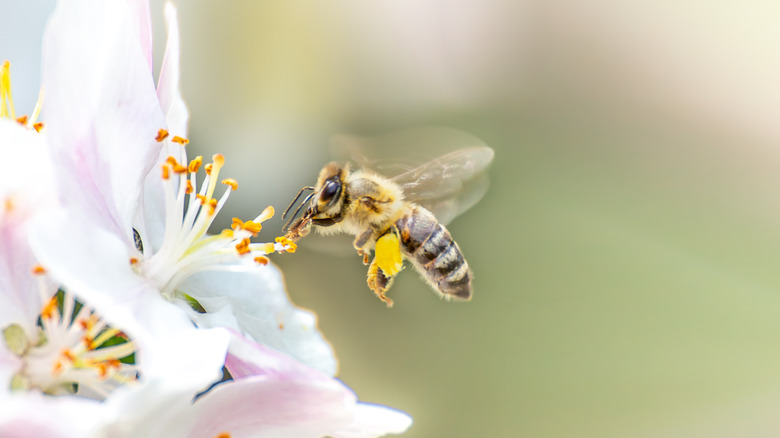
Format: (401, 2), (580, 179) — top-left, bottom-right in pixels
(395, 205), (472, 300)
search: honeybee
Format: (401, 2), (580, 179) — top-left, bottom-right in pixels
(283, 129), (494, 307)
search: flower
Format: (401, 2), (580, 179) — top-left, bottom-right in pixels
(96, 330), (412, 438)
(0, 63), (230, 434)
(29, 0), (336, 375)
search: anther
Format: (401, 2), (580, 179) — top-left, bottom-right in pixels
(221, 178), (238, 191)
(172, 136), (189, 145)
(155, 129), (169, 142)
(235, 238), (251, 255)
(32, 122), (44, 132)
(188, 156), (202, 173)
(254, 256), (269, 265)
(31, 265), (46, 275)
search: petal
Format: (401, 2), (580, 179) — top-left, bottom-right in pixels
(0, 392), (104, 438)
(157, 3), (188, 137)
(42, 0), (165, 246)
(332, 404), (413, 438)
(0, 120), (55, 336)
(28, 208), (229, 386)
(181, 265), (338, 376)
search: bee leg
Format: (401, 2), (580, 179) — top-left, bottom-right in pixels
(353, 229), (374, 265)
(367, 257), (395, 308)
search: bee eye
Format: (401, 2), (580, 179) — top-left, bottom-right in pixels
(320, 180), (340, 204)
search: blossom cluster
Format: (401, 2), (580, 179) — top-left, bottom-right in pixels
(0, 1), (411, 437)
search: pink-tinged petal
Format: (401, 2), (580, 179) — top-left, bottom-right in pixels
(181, 376), (354, 438)
(0, 392), (104, 438)
(42, 0), (166, 247)
(182, 266), (338, 376)
(124, 0), (154, 72)
(157, 3), (188, 137)
(0, 120), (55, 337)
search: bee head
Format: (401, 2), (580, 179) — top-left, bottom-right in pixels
(312, 162), (348, 217)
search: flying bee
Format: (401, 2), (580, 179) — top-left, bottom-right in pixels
(283, 129), (494, 307)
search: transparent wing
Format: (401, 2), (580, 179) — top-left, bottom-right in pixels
(330, 126), (495, 225)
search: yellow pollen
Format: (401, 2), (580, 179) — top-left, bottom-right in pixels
(41, 296), (58, 320)
(275, 236), (297, 253)
(235, 238), (251, 255)
(196, 194), (207, 205)
(207, 198), (218, 215)
(31, 265), (46, 275)
(155, 129), (169, 142)
(16, 115), (27, 125)
(172, 136), (189, 145)
(32, 122), (44, 132)
(188, 156), (203, 173)
(185, 180), (194, 194)
(254, 256), (269, 265)
(161, 164), (170, 180)
(221, 178), (238, 191)
(231, 217), (244, 230)
(204, 163), (213, 175)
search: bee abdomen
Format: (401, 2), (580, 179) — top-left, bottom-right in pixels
(396, 207), (472, 300)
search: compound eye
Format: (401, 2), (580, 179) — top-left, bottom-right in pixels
(320, 180), (340, 204)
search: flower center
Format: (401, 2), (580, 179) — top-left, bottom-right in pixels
(0, 60), (44, 132)
(3, 268), (138, 399)
(135, 130), (295, 299)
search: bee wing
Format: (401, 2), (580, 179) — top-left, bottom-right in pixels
(330, 127), (495, 224)
(391, 146), (494, 224)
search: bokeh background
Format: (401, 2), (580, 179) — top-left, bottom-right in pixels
(7, 1), (780, 437)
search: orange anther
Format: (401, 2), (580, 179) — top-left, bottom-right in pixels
(185, 180), (193, 194)
(129, 257), (139, 265)
(52, 361), (64, 376)
(31, 265), (46, 275)
(171, 136), (189, 145)
(188, 156), (202, 173)
(208, 198), (218, 215)
(41, 296), (58, 320)
(161, 164), (170, 180)
(32, 122), (43, 132)
(235, 238), (251, 255)
(62, 349), (76, 362)
(155, 129), (169, 142)
(242, 220), (262, 234)
(215, 433), (232, 438)
(16, 115), (27, 125)
(204, 163), (213, 175)
(221, 178), (238, 191)
(231, 218), (244, 230)
(196, 194), (207, 205)
(254, 256), (269, 265)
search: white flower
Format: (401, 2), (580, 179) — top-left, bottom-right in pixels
(29, 0), (337, 375)
(0, 69), (230, 434)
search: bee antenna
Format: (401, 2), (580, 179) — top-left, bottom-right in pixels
(282, 186), (314, 220)
(283, 192), (317, 232)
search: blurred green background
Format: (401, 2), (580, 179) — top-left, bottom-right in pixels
(8, 1), (780, 436)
